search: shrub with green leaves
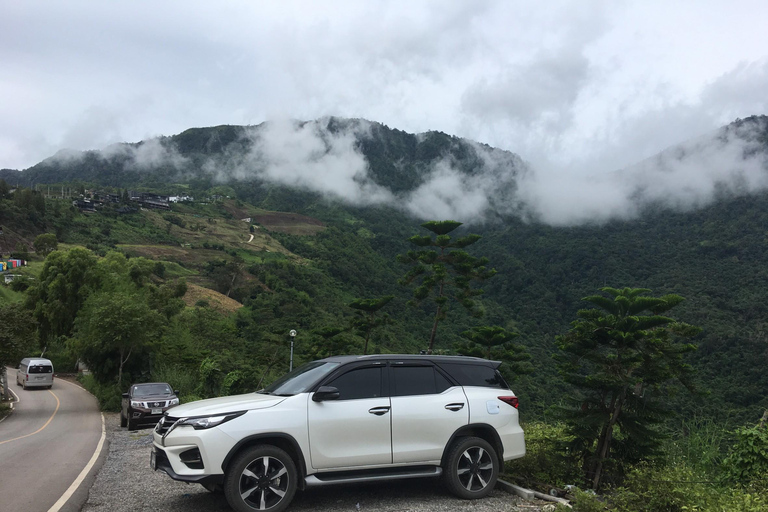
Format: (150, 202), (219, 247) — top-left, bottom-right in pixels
(721, 423), (768, 486)
(505, 421), (581, 488)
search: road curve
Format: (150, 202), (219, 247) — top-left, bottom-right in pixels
(0, 370), (105, 512)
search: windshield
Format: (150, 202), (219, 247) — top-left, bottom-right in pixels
(262, 362), (340, 396)
(133, 384), (172, 397)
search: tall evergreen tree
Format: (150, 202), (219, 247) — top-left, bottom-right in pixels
(455, 326), (533, 381)
(398, 220), (496, 354)
(348, 295), (393, 354)
(555, 287), (701, 489)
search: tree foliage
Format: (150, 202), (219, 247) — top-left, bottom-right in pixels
(70, 288), (164, 385)
(455, 326), (533, 381)
(398, 220), (496, 353)
(0, 303), (37, 369)
(348, 295), (393, 354)
(555, 287), (701, 489)
(33, 233), (58, 256)
(27, 247), (102, 343)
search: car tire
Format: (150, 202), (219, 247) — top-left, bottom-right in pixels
(224, 444), (297, 512)
(443, 436), (499, 500)
(120, 413), (127, 428)
(127, 418), (137, 430)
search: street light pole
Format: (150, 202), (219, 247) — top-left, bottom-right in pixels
(289, 330), (297, 371)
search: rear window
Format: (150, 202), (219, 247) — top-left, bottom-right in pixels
(438, 363), (508, 389)
(29, 365), (53, 374)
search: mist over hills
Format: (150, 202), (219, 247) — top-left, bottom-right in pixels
(3, 115), (767, 227)
(3, 115), (768, 420)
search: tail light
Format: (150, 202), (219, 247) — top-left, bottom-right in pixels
(498, 396), (519, 408)
(25, 374), (29, 381)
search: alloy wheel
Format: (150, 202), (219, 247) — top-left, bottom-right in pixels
(456, 446), (494, 492)
(238, 455), (290, 510)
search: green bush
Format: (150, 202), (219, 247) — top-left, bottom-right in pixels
(663, 417), (730, 476)
(151, 363), (199, 400)
(608, 463), (711, 512)
(721, 423), (768, 486)
(569, 489), (607, 512)
(599, 462), (768, 512)
(77, 373), (122, 411)
(504, 421), (581, 488)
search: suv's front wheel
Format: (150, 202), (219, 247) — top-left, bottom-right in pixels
(443, 436), (499, 499)
(224, 445), (298, 512)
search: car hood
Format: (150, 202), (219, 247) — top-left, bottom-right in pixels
(167, 393), (287, 417)
(135, 394), (175, 400)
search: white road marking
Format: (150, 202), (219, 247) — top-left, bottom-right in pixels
(47, 412), (106, 512)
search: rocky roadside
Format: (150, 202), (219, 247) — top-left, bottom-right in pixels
(82, 413), (550, 512)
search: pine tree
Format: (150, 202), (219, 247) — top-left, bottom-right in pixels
(555, 287), (701, 489)
(455, 326), (533, 381)
(398, 220), (496, 354)
(348, 295), (393, 354)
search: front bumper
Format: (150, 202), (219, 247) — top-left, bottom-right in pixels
(151, 445), (223, 485)
(151, 422), (235, 482)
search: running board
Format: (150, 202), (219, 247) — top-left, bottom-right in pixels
(305, 466), (442, 487)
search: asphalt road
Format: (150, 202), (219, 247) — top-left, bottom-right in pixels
(0, 370), (105, 512)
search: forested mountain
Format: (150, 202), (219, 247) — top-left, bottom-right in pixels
(2, 115), (767, 425)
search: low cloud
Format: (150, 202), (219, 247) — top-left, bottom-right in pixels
(100, 138), (190, 171)
(45, 115), (768, 229)
(518, 117), (768, 226)
(214, 119), (529, 223)
(240, 118), (394, 206)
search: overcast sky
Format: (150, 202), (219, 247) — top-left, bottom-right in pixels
(2, 0), (767, 180)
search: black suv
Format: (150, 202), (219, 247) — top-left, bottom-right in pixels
(121, 382), (179, 430)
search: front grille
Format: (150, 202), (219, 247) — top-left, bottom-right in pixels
(137, 400), (168, 408)
(155, 415), (179, 435)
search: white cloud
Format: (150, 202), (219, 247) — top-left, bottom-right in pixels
(1, 0), (767, 226)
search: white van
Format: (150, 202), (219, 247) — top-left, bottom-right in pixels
(17, 358), (54, 389)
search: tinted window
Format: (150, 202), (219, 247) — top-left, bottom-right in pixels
(327, 367), (382, 400)
(392, 366), (452, 396)
(438, 363), (508, 389)
(29, 365), (53, 374)
(264, 361), (340, 396)
(133, 384), (172, 397)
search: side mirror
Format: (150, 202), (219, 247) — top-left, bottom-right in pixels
(312, 386), (340, 402)
(174, 390), (180, 395)
(122, 393), (130, 399)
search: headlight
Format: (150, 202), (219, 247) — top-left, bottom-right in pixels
(169, 398), (180, 406)
(179, 411), (246, 430)
(131, 400), (143, 407)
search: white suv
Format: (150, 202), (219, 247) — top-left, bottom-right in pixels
(151, 355), (525, 512)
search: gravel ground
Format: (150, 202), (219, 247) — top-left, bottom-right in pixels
(82, 413), (548, 512)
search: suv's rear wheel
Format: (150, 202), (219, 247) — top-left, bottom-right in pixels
(443, 436), (499, 499)
(224, 445), (297, 512)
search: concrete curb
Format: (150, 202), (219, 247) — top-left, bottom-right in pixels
(496, 479), (535, 500)
(497, 479), (572, 508)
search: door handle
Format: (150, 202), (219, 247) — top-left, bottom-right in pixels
(368, 406), (391, 416)
(445, 403), (465, 411)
